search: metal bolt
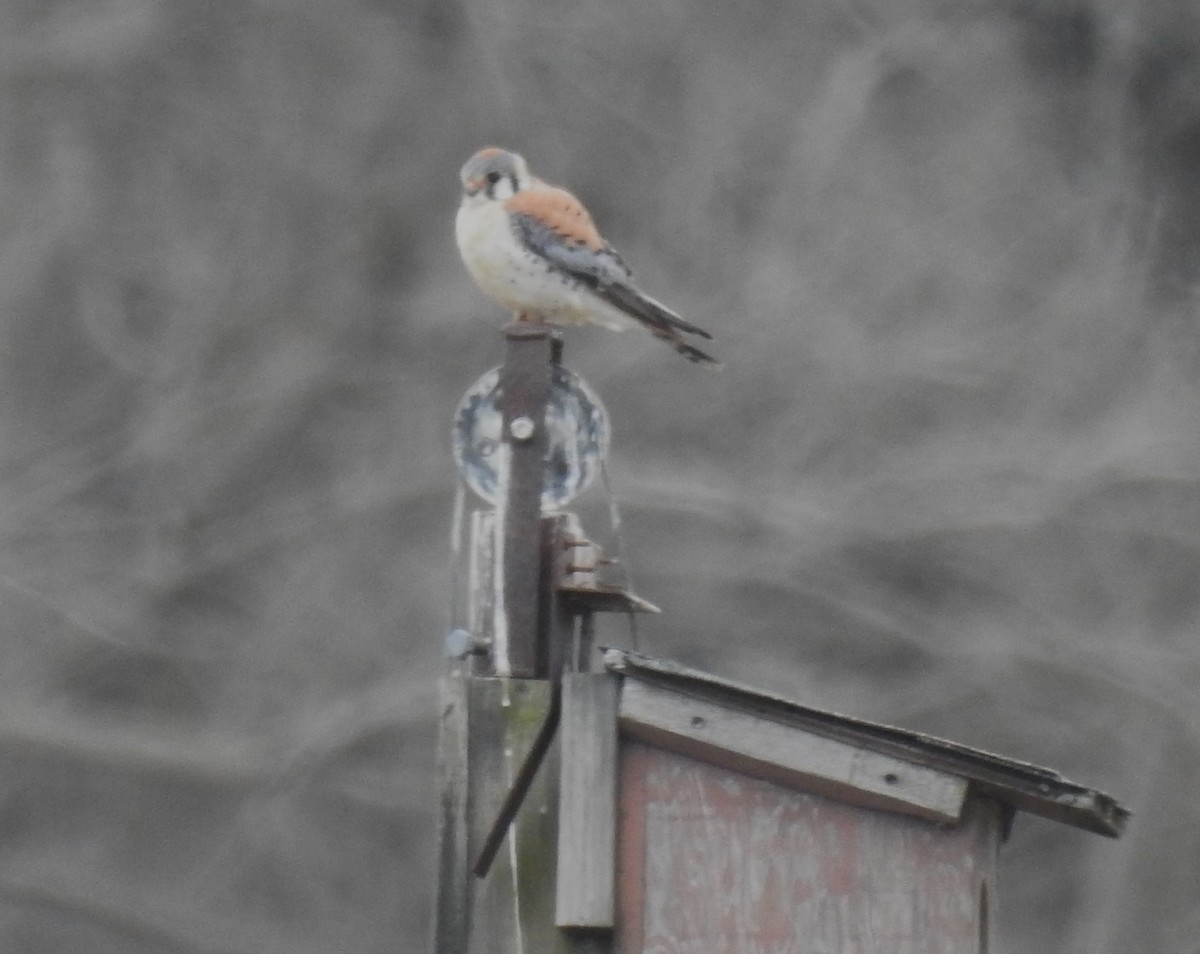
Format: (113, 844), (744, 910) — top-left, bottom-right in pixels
(444, 628), (473, 659)
(444, 628), (491, 658)
(509, 416), (536, 441)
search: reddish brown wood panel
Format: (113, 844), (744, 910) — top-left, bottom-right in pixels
(617, 741), (998, 954)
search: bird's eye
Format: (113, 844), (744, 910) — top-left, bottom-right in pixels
(486, 171), (501, 184)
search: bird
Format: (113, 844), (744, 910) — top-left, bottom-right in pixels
(455, 147), (719, 365)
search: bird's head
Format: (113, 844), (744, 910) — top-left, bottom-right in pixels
(459, 148), (530, 202)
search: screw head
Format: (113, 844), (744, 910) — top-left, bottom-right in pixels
(509, 416), (536, 441)
(444, 628), (472, 658)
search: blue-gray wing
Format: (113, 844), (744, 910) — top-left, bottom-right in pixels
(511, 212), (714, 344)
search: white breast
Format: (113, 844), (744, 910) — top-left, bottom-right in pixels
(454, 197), (633, 331)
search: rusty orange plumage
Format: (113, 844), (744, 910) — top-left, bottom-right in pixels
(455, 148), (718, 365)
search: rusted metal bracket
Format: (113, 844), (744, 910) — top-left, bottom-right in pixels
(559, 525), (662, 616)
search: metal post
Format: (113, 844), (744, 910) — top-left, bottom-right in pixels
(495, 323), (558, 677)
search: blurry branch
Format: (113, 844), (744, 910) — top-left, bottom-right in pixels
(0, 874), (302, 954)
(0, 878), (221, 954)
(0, 576), (131, 649)
(0, 701), (261, 785)
(263, 675), (436, 799)
(0, 674), (435, 798)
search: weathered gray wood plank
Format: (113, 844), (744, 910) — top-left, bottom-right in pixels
(432, 671), (470, 954)
(467, 677), (570, 954)
(467, 509), (497, 673)
(619, 679), (967, 824)
(605, 648), (1129, 838)
(617, 741), (999, 954)
(556, 673), (619, 930)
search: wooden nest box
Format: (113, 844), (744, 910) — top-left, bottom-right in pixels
(437, 650), (1127, 954)
(589, 650), (1123, 952)
(435, 327), (1129, 954)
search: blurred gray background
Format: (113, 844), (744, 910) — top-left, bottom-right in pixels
(1, 0), (1197, 951)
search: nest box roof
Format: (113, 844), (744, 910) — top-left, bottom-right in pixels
(602, 648), (1129, 838)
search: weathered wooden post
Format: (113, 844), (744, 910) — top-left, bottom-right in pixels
(434, 328), (1129, 954)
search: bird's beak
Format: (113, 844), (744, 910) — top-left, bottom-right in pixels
(463, 176), (486, 197)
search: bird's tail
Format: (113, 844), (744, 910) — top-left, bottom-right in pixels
(648, 325), (723, 367)
(635, 290), (714, 340)
(602, 284), (720, 365)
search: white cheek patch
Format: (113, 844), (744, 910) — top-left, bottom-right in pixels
(490, 176), (516, 201)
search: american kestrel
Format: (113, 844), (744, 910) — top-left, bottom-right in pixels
(455, 147), (718, 365)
